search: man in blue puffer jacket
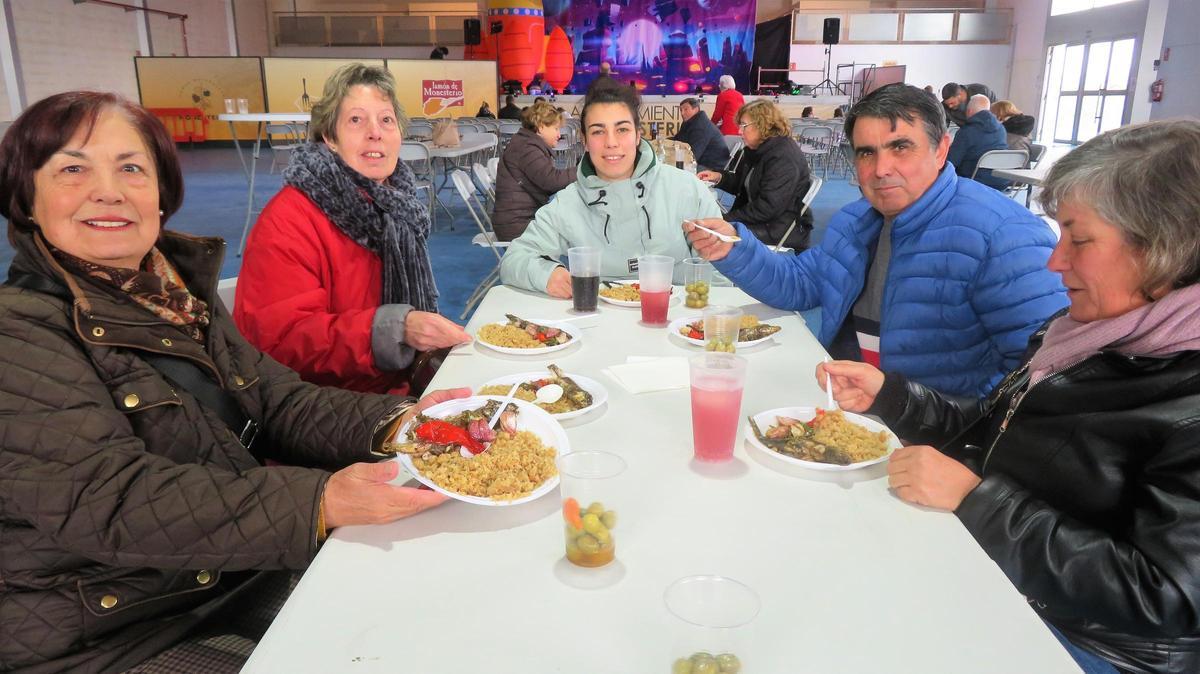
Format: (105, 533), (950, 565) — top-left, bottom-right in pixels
(685, 83), (1067, 398)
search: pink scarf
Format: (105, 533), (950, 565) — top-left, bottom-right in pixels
(1030, 284), (1200, 385)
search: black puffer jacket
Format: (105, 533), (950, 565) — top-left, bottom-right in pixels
(715, 135), (814, 252)
(870, 315), (1200, 674)
(492, 127), (576, 241)
(0, 228), (406, 673)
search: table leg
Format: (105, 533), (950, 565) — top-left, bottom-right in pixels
(237, 121), (265, 256)
(227, 121), (250, 180)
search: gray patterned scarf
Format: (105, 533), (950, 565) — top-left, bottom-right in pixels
(284, 142), (438, 312)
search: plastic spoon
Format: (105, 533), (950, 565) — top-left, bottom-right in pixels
(464, 383), (521, 457)
(824, 356), (837, 410)
(686, 219), (742, 243)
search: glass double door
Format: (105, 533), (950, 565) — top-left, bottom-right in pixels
(1039, 37), (1135, 144)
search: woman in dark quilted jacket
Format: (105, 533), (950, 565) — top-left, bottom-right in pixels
(0, 91), (466, 673)
(491, 100), (576, 241)
(819, 120), (1200, 674)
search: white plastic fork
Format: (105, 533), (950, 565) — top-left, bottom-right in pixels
(686, 219), (742, 243)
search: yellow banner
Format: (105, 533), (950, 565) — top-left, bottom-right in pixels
(134, 57), (264, 141)
(263, 58), (387, 115)
(385, 59), (498, 119)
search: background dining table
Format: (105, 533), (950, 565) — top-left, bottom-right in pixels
(242, 284), (1082, 674)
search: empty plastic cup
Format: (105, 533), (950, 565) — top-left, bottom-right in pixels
(236, 98), (249, 114)
(567, 246), (601, 313)
(223, 98), (235, 114)
(637, 254), (674, 326)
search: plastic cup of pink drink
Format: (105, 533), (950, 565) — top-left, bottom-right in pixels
(688, 354), (747, 462)
(637, 255), (674, 326)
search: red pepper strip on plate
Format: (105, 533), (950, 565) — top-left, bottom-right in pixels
(414, 419), (485, 454)
(688, 328), (704, 340)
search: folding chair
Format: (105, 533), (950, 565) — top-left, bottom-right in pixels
(487, 156), (499, 182)
(771, 176), (824, 252)
(722, 135), (743, 156)
(798, 126), (835, 178)
(265, 123), (304, 173)
(473, 162), (495, 207)
(405, 122), (433, 141)
(450, 170), (509, 319)
(971, 149), (1029, 195)
(399, 141), (453, 228)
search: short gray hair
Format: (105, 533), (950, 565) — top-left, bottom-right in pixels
(719, 75), (735, 91)
(967, 94), (990, 116)
(1040, 118), (1200, 294)
(309, 63), (408, 143)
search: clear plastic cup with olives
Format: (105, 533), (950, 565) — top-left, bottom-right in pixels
(665, 575), (760, 673)
(559, 451), (626, 568)
(702, 305), (742, 354)
(683, 257), (713, 309)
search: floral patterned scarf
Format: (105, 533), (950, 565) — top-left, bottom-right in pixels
(51, 246), (211, 342)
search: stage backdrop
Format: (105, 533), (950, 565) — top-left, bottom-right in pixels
(135, 57), (264, 141)
(386, 60), (499, 119)
(544, 0), (756, 96)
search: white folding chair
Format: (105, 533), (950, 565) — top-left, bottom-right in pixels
(405, 122), (433, 141)
(798, 126), (835, 178)
(399, 141), (453, 228)
(771, 176), (823, 252)
(840, 142), (860, 187)
(265, 123), (303, 173)
(450, 170), (509, 319)
(473, 162), (495, 207)
(216, 277), (238, 311)
(487, 156), (499, 182)
(722, 135), (743, 156)
(972, 149), (1029, 193)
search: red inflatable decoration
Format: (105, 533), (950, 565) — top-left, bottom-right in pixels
(543, 26), (573, 92)
(486, 0), (573, 91)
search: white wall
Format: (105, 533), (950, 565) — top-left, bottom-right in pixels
(1150, 0), (1200, 119)
(788, 42), (1013, 100)
(993, 0), (1049, 115)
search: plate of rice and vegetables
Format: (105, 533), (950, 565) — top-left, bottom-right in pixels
(669, 314), (783, 349)
(478, 364), (608, 420)
(744, 407), (900, 471)
(476, 314), (581, 355)
(381, 396), (569, 505)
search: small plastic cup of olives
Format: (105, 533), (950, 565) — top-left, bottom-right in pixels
(664, 575), (760, 673)
(558, 451), (626, 568)
(682, 257), (713, 309)
(702, 305), (742, 353)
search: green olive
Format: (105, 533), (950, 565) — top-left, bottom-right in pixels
(601, 510), (617, 529)
(692, 660), (718, 674)
(576, 533), (600, 553)
(690, 652), (715, 664)
(586, 502), (605, 516)
(672, 658), (694, 674)
(593, 527), (612, 546)
(565, 534), (579, 554)
(705, 341), (717, 351)
(582, 513), (606, 535)
(716, 653), (741, 673)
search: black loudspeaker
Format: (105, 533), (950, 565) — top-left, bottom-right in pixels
(822, 17), (840, 45)
(464, 18), (482, 45)
(490, 20), (503, 34)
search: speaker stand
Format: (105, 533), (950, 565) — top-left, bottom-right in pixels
(812, 45), (844, 96)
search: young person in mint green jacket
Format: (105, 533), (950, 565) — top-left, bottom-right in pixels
(499, 82), (722, 297)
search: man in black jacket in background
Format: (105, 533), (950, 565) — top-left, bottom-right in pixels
(672, 98), (731, 171)
(497, 95), (523, 120)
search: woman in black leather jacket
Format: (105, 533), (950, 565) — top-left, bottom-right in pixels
(819, 119), (1200, 674)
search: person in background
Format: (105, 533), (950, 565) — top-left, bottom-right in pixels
(697, 99), (813, 251)
(711, 74), (745, 136)
(801, 106), (814, 118)
(498, 94), (523, 121)
(992, 99), (1036, 160)
(476, 100), (496, 119)
(492, 100), (576, 241)
(500, 81), (721, 296)
(429, 45), (449, 59)
(947, 94), (1010, 190)
(941, 81), (996, 126)
(819, 119), (1200, 674)
(685, 83), (1066, 398)
(0, 89), (466, 672)
(923, 84), (935, 95)
(236, 63), (469, 396)
(672, 97), (730, 171)
(832, 107), (844, 119)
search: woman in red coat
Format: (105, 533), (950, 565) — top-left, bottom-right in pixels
(711, 75), (745, 136)
(235, 64), (470, 395)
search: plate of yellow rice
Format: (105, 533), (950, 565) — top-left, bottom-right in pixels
(743, 407), (900, 471)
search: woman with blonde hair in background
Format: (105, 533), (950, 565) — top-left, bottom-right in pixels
(491, 99), (576, 241)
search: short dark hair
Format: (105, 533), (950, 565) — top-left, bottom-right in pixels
(0, 91), (184, 232)
(581, 79), (641, 129)
(505, 94), (515, 105)
(941, 82), (963, 100)
(844, 83), (946, 149)
(680, 98), (700, 109)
